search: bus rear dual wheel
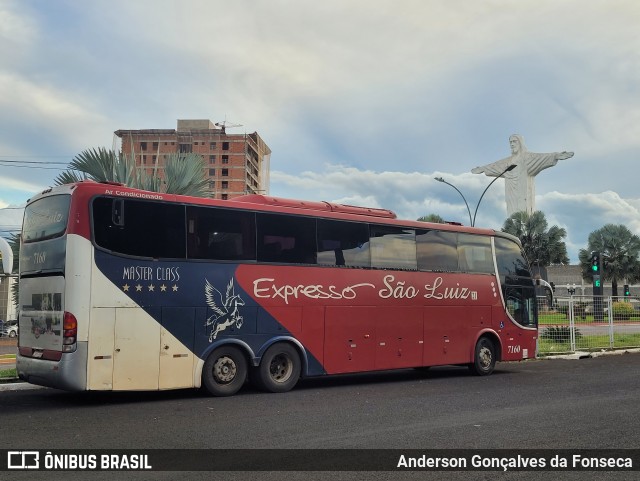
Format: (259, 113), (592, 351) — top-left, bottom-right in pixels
(202, 343), (301, 396)
(252, 343), (301, 393)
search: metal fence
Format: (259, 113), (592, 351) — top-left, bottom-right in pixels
(537, 295), (640, 354)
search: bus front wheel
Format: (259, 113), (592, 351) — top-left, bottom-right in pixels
(202, 346), (247, 396)
(254, 343), (301, 393)
(469, 337), (496, 376)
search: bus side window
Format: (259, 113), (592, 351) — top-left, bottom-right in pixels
(505, 287), (535, 327)
(457, 234), (493, 274)
(370, 225), (416, 270)
(416, 230), (458, 272)
(92, 197), (186, 259)
(316, 219), (370, 268)
(257, 213), (316, 265)
(186, 206), (256, 261)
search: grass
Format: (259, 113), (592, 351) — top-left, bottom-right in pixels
(538, 313), (640, 325)
(0, 368), (17, 379)
(538, 333), (640, 354)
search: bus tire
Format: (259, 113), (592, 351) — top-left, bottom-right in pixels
(469, 337), (496, 376)
(254, 343), (301, 393)
(202, 345), (247, 396)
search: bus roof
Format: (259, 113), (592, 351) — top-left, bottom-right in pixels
(31, 181), (501, 237)
(233, 194), (397, 219)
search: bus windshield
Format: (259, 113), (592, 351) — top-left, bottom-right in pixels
(23, 195), (71, 243)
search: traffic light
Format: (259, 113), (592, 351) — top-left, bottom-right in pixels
(591, 252), (601, 273)
(624, 285), (630, 297)
(591, 251), (603, 304)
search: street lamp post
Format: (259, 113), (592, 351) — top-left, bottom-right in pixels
(435, 164), (516, 227)
(432, 177), (472, 226)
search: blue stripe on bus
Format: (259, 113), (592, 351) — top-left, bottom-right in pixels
(93, 250), (325, 375)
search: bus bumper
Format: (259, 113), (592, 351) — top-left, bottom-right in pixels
(17, 342), (88, 391)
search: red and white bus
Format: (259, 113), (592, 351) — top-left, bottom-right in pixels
(17, 181), (537, 396)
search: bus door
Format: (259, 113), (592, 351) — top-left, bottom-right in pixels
(112, 307), (160, 390)
(159, 307), (198, 389)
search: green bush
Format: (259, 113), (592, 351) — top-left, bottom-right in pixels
(612, 301), (634, 320)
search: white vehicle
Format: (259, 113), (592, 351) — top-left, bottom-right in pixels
(1, 320), (18, 338)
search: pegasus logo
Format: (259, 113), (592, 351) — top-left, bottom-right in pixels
(205, 278), (246, 341)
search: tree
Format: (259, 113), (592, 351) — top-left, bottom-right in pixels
(502, 211), (569, 268)
(578, 224), (640, 297)
(54, 148), (211, 197)
(417, 214), (445, 223)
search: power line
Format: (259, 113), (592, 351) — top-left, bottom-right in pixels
(2, 166), (65, 170)
(0, 159), (69, 165)
(0, 163), (66, 171)
(0, 154), (74, 157)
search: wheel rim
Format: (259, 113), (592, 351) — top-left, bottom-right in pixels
(213, 355), (237, 384)
(269, 353), (293, 383)
(478, 345), (492, 370)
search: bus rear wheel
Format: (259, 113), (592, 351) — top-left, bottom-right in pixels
(254, 343), (301, 393)
(469, 337), (496, 376)
(202, 346), (247, 396)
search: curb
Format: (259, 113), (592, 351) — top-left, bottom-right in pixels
(540, 347), (640, 360)
(0, 382), (42, 391)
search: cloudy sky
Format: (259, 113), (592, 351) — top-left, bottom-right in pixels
(1, 0), (639, 262)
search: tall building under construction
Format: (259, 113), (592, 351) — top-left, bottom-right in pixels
(114, 119), (271, 199)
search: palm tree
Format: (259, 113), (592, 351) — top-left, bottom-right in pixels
(578, 224), (640, 297)
(54, 148), (210, 197)
(7, 233), (20, 305)
(417, 214), (445, 223)
(502, 211), (569, 269)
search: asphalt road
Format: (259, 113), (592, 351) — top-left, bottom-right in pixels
(1, 353), (639, 481)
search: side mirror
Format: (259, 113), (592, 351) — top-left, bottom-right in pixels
(0, 236), (13, 275)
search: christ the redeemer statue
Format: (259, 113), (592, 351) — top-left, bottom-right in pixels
(471, 134), (574, 216)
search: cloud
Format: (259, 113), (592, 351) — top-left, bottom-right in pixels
(272, 165), (640, 263)
(0, 174), (45, 194)
(2, 0), (640, 264)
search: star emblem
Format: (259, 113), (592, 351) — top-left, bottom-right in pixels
(123, 284), (130, 292)
(172, 284), (179, 292)
(160, 284), (167, 292)
(148, 284), (155, 292)
(136, 284), (143, 292)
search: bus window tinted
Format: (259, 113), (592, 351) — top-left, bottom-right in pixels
(370, 225), (416, 270)
(494, 237), (531, 280)
(316, 219), (370, 267)
(458, 234), (494, 274)
(505, 286), (537, 327)
(257, 213), (317, 264)
(416, 230), (458, 272)
(23, 195), (71, 243)
(93, 197), (186, 259)
(187, 207), (255, 261)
